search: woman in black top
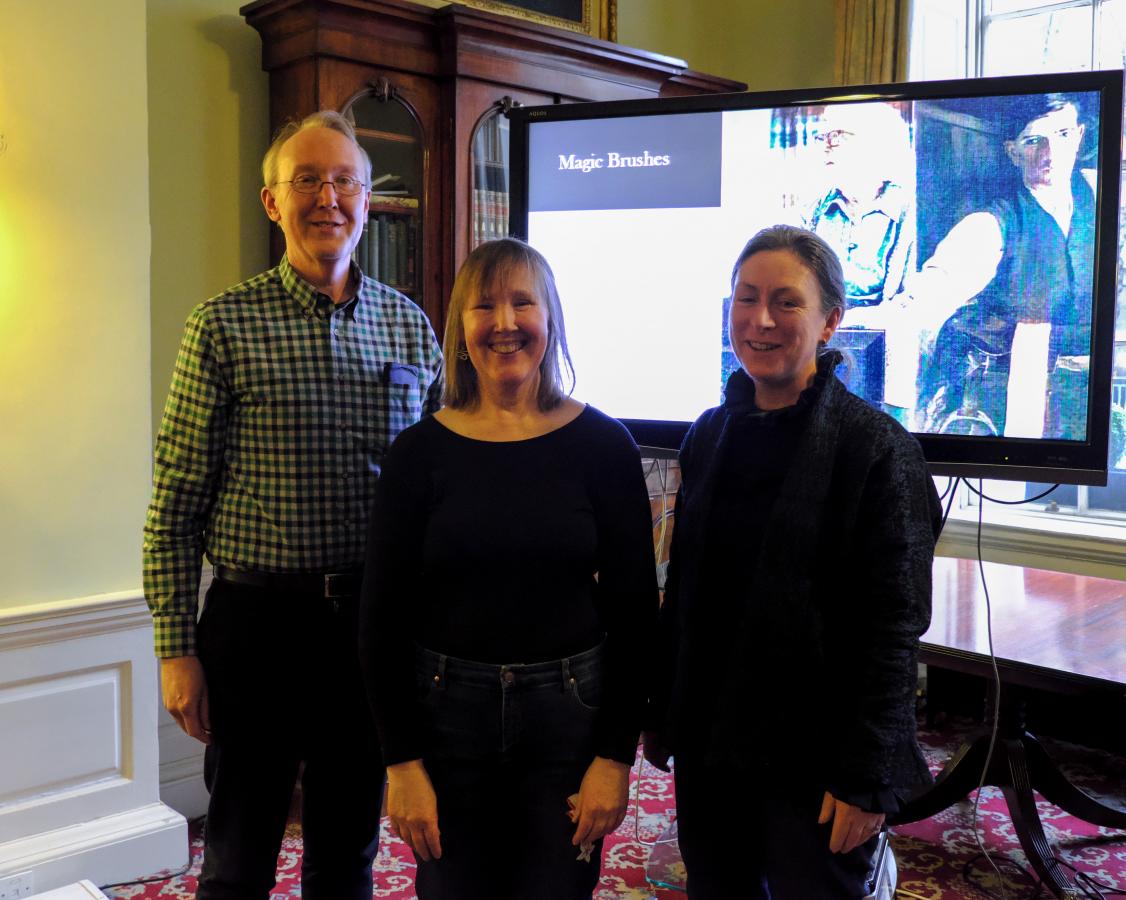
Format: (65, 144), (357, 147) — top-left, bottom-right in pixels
(646, 225), (941, 899)
(360, 238), (658, 900)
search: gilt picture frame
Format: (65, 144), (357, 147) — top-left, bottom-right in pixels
(453, 0), (616, 41)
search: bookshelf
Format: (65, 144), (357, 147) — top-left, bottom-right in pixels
(242, 0), (745, 332)
(470, 104), (511, 250)
(349, 98), (424, 299)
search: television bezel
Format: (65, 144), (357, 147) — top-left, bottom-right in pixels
(508, 69), (1123, 485)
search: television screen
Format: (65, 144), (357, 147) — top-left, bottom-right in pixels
(509, 70), (1123, 485)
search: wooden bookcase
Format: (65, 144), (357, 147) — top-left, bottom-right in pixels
(241, 0), (745, 332)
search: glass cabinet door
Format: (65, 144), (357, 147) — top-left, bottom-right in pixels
(469, 102), (514, 249)
(345, 90), (424, 303)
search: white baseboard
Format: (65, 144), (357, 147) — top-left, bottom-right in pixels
(156, 718), (207, 820)
(0, 593), (187, 894)
(0, 804), (186, 891)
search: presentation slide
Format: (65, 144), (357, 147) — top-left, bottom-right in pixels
(525, 91), (1100, 441)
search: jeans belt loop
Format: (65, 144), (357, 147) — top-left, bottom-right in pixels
(561, 656), (572, 692)
(436, 654), (447, 690)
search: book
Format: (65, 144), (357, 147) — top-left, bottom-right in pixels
(371, 195), (420, 210)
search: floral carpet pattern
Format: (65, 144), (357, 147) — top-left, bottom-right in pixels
(105, 720), (1124, 899)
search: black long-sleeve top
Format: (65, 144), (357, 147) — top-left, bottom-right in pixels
(360, 405), (659, 766)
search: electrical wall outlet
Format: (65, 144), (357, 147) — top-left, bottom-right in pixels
(0, 871), (34, 899)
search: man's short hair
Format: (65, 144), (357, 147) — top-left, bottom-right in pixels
(261, 109), (373, 187)
(998, 93), (1082, 141)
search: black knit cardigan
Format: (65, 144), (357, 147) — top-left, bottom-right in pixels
(651, 352), (942, 807)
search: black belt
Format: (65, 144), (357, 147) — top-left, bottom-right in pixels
(214, 565), (362, 598)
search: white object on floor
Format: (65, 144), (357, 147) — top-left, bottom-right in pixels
(863, 833), (898, 900)
(28, 882), (108, 899)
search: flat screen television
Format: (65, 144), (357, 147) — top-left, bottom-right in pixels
(508, 70), (1123, 485)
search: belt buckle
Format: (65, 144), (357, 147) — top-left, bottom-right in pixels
(324, 573), (347, 599)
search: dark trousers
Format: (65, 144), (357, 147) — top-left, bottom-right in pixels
(412, 644), (605, 900)
(674, 754), (879, 900)
(195, 578), (385, 900)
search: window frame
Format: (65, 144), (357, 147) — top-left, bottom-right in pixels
(910, 0), (1126, 576)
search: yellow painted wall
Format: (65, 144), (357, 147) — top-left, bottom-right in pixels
(617, 0), (837, 91)
(405, 0), (839, 90)
(0, 0), (151, 608)
(146, 0), (269, 430)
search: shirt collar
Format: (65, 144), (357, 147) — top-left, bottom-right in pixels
(278, 255), (363, 319)
(822, 180), (906, 219)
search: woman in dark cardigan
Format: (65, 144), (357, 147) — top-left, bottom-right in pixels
(645, 225), (942, 899)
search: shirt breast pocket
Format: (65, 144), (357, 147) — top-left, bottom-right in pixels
(355, 361), (427, 457)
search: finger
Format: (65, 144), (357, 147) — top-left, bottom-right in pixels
(572, 811), (595, 846)
(200, 691), (212, 741)
(422, 822), (442, 860)
(817, 792), (835, 825)
(406, 826), (430, 862)
(850, 819), (874, 853)
(180, 706), (207, 743)
(841, 826), (864, 855)
(829, 813), (849, 853)
(583, 814), (610, 843)
(843, 820), (878, 855)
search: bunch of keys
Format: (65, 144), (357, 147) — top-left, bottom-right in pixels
(566, 793), (596, 862)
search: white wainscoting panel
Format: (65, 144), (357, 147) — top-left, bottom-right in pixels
(0, 593), (187, 892)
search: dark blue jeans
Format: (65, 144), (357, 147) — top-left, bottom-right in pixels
(412, 644), (605, 900)
(195, 579), (384, 900)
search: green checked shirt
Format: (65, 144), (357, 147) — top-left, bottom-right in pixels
(143, 256), (442, 658)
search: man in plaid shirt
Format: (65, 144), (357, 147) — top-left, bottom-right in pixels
(143, 110), (441, 899)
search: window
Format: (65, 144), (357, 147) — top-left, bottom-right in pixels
(909, 1), (1126, 569)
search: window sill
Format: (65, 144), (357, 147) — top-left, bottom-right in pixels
(938, 508), (1126, 580)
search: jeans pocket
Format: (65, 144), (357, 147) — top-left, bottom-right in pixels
(415, 663), (442, 702)
(567, 666), (603, 712)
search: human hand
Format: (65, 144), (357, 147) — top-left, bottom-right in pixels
(160, 656), (210, 744)
(570, 756), (629, 846)
(642, 731), (671, 772)
(385, 759), (442, 861)
(818, 791), (885, 854)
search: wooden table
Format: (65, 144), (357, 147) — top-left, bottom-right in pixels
(891, 556), (1126, 898)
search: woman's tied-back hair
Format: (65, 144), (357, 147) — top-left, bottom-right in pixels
(730, 224), (848, 323)
(443, 238), (575, 411)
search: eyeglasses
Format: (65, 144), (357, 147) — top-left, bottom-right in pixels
(814, 128), (855, 148)
(275, 174), (369, 196)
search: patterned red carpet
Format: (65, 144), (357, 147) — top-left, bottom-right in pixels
(105, 720), (1124, 898)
